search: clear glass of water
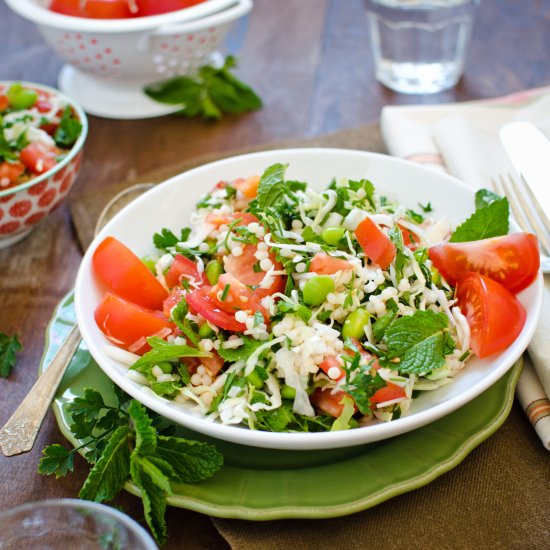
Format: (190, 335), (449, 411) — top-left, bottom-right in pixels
(0, 499), (158, 550)
(366, 0), (479, 94)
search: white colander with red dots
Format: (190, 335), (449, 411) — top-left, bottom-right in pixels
(5, 0), (253, 118)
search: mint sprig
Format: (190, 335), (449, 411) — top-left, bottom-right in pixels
(144, 55), (262, 120)
(38, 389), (223, 546)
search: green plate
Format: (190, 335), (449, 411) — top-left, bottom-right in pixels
(43, 292), (521, 520)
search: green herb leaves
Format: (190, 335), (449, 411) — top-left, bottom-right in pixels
(0, 332), (22, 378)
(257, 163), (288, 208)
(450, 189), (509, 242)
(38, 389), (223, 545)
(53, 106), (83, 147)
(383, 310), (455, 375)
(144, 55), (262, 120)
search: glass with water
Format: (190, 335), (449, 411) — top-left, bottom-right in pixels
(366, 0), (478, 94)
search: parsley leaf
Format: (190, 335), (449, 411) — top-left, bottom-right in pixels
(274, 301), (312, 323)
(153, 227), (191, 250)
(53, 106), (83, 147)
(0, 332), (22, 378)
(144, 55), (262, 120)
(450, 192), (509, 242)
(217, 336), (263, 362)
(383, 310), (454, 375)
(37, 444), (75, 478)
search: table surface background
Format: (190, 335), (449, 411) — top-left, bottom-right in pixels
(1, 1), (550, 548)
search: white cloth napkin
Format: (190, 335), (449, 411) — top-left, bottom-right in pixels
(381, 86), (550, 449)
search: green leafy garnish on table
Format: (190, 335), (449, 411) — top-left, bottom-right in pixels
(0, 332), (22, 378)
(144, 55), (262, 120)
(38, 387), (223, 546)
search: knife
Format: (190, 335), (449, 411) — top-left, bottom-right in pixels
(499, 121), (550, 223)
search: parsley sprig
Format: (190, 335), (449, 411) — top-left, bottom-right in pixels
(0, 332), (22, 378)
(38, 388), (223, 545)
(144, 55), (262, 120)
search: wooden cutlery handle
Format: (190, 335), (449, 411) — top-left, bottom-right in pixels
(0, 325), (81, 456)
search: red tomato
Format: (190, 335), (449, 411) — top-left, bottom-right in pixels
(200, 351), (225, 377)
(224, 243), (284, 297)
(165, 254), (208, 289)
(50, 0), (136, 18)
(36, 99), (53, 113)
(455, 272), (526, 358)
(319, 355), (345, 380)
(93, 236), (168, 310)
(208, 273), (267, 319)
(0, 95), (9, 112)
(95, 293), (173, 354)
(232, 175), (260, 199)
(186, 286), (246, 332)
(398, 223), (420, 251)
(310, 388), (356, 418)
(428, 233), (539, 294)
(163, 287), (185, 318)
(137, 0), (205, 15)
(370, 382), (407, 407)
(0, 161), (25, 186)
(344, 338), (379, 368)
(355, 217), (396, 269)
(309, 253), (353, 275)
(205, 211), (259, 228)
(19, 142), (58, 175)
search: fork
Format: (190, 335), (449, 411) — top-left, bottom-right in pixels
(492, 173), (550, 274)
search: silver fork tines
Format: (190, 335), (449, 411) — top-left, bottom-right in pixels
(492, 173), (550, 259)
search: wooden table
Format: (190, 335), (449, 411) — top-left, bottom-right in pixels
(1, 1), (550, 548)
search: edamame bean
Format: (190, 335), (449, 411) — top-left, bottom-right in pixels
(281, 385), (296, 399)
(205, 259), (223, 285)
(342, 308), (370, 339)
(303, 275), (335, 306)
(198, 323), (215, 338)
(246, 368), (265, 390)
(155, 361), (173, 374)
(7, 83), (38, 110)
(321, 226), (345, 245)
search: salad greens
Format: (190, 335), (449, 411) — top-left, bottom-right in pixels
(38, 387), (223, 546)
(144, 55), (262, 120)
(0, 332), (22, 378)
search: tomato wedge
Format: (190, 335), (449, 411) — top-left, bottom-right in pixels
(310, 388), (356, 418)
(165, 254), (208, 289)
(398, 223), (420, 251)
(205, 211), (259, 228)
(232, 175), (260, 199)
(455, 272), (526, 358)
(428, 233), (539, 294)
(95, 293), (173, 354)
(309, 253), (353, 275)
(355, 217), (396, 269)
(0, 161), (25, 185)
(200, 351), (225, 377)
(93, 236), (168, 310)
(20, 142), (58, 175)
(186, 286), (246, 332)
(370, 382), (407, 407)
(208, 273), (267, 319)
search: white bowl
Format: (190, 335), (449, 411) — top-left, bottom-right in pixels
(74, 148), (542, 450)
(5, 0), (253, 118)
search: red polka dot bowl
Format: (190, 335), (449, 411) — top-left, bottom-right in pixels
(5, 0), (253, 119)
(0, 82), (87, 248)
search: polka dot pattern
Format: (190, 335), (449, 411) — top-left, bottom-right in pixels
(0, 150), (83, 243)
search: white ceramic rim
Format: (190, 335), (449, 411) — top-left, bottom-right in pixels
(0, 81), (88, 198)
(4, 0), (240, 33)
(74, 148), (542, 450)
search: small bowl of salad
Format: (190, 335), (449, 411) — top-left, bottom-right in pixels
(74, 148), (542, 452)
(0, 81), (87, 248)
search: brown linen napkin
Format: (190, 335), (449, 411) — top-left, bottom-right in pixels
(69, 123), (550, 550)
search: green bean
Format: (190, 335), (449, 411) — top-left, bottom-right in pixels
(281, 385), (296, 399)
(205, 259), (223, 285)
(342, 308), (370, 339)
(303, 275), (335, 306)
(7, 83), (38, 110)
(321, 226), (345, 245)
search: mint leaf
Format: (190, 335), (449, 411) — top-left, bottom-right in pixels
(0, 332), (22, 378)
(257, 163), (288, 209)
(475, 188), (501, 210)
(450, 196), (509, 242)
(131, 337), (209, 372)
(130, 455), (168, 546)
(388, 224), (406, 281)
(383, 310), (453, 375)
(79, 425), (132, 502)
(53, 105), (82, 147)
(156, 436), (223, 483)
(217, 336), (263, 362)
(128, 401), (156, 456)
(38, 444), (74, 478)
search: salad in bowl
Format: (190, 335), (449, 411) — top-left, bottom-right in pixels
(75, 149), (541, 450)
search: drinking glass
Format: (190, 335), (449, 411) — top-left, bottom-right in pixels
(366, 0), (479, 94)
(0, 499), (158, 550)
